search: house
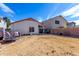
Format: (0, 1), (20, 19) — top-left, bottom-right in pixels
(42, 15), (68, 29)
(42, 15), (77, 35)
(67, 22), (76, 28)
(42, 15), (76, 29)
(42, 15), (79, 37)
(10, 15), (77, 36)
(11, 18), (46, 35)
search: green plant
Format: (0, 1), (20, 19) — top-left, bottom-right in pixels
(3, 17), (11, 30)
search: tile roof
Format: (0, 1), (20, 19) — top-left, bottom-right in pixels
(11, 18), (47, 28)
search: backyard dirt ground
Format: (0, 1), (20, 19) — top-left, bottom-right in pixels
(0, 35), (79, 56)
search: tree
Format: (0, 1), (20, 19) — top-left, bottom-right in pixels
(3, 17), (11, 30)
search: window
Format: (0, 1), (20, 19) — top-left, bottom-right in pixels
(55, 20), (60, 24)
(38, 25), (43, 29)
(29, 27), (34, 32)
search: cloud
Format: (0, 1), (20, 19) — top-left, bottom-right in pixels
(46, 13), (61, 20)
(10, 19), (15, 22)
(73, 20), (79, 25)
(69, 20), (79, 25)
(71, 12), (79, 18)
(60, 4), (79, 25)
(46, 14), (51, 19)
(61, 4), (79, 17)
(36, 17), (44, 22)
(0, 3), (15, 17)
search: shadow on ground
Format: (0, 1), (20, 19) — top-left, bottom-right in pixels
(0, 40), (16, 45)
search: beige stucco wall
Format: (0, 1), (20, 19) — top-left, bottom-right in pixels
(11, 20), (39, 35)
(42, 16), (67, 29)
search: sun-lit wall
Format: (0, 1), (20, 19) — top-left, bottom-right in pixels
(0, 18), (6, 29)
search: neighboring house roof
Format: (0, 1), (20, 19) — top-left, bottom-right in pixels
(11, 18), (35, 24)
(68, 22), (76, 24)
(42, 15), (68, 23)
(55, 15), (68, 23)
(11, 18), (47, 28)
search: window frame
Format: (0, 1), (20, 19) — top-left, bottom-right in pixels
(29, 27), (34, 32)
(55, 20), (60, 24)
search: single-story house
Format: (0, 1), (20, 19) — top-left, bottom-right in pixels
(11, 18), (46, 35)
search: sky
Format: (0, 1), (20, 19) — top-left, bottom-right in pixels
(0, 3), (79, 25)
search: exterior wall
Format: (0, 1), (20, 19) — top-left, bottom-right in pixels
(0, 18), (6, 29)
(67, 23), (75, 28)
(11, 20), (39, 35)
(42, 20), (52, 29)
(42, 16), (67, 29)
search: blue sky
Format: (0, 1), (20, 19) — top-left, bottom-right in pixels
(0, 3), (79, 25)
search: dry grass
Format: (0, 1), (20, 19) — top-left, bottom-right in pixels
(0, 35), (79, 56)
